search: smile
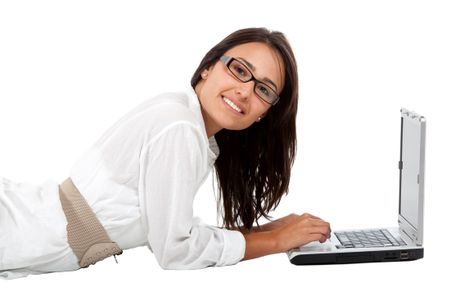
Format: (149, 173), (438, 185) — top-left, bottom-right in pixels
(222, 96), (243, 114)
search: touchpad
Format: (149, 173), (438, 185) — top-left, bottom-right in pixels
(300, 240), (335, 253)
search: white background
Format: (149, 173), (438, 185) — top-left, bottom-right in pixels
(1, 0), (449, 298)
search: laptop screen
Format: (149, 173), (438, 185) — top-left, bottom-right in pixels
(399, 112), (425, 231)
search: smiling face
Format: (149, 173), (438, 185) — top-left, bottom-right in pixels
(194, 42), (285, 137)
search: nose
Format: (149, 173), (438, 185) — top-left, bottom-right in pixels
(235, 80), (254, 101)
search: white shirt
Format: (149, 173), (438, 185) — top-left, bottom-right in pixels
(0, 87), (246, 279)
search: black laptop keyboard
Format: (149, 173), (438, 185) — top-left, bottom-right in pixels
(335, 229), (407, 248)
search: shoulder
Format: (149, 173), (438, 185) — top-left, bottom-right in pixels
(149, 91), (198, 124)
(132, 90), (206, 148)
(132, 90), (200, 129)
(143, 117), (210, 173)
(118, 89), (205, 142)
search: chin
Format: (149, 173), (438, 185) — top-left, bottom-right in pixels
(222, 123), (252, 131)
(214, 114), (253, 132)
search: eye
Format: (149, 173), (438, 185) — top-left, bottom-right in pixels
(230, 61), (249, 78)
(256, 84), (270, 96)
(233, 64), (248, 77)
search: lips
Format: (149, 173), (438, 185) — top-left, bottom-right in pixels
(222, 96), (244, 114)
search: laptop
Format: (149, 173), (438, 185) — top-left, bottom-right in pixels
(288, 108), (426, 265)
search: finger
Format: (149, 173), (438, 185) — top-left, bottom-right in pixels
(301, 213), (328, 225)
(308, 222), (331, 237)
(306, 233), (328, 244)
(311, 219), (332, 233)
(319, 233), (329, 243)
(300, 212), (319, 220)
(307, 218), (331, 230)
(308, 214), (322, 220)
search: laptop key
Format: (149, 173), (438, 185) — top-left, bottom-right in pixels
(336, 229), (404, 249)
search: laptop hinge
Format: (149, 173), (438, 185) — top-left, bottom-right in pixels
(398, 215), (422, 246)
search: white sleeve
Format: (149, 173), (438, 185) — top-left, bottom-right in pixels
(140, 123), (245, 269)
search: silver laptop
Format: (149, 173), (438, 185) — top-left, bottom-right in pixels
(289, 108), (425, 265)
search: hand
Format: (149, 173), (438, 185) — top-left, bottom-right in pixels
(258, 214), (302, 232)
(271, 213), (331, 252)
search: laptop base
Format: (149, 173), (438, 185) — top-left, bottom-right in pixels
(290, 248), (424, 265)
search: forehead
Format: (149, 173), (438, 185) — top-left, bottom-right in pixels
(224, 42), (285, 91)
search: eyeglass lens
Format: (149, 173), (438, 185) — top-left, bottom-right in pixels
(227, 59), (278, 105)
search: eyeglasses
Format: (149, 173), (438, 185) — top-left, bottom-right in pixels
(220, 55), (280, 106)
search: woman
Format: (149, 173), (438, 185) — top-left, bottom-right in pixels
(0, 27), (331, 279)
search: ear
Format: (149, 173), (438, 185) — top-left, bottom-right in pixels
(201, 65), (214, 79)
(256, 111), (268, 122)
(201, 63), (217, 79)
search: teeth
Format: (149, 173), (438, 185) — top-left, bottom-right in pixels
(223, 97), (242, 113)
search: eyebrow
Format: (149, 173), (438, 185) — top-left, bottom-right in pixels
(236, 56), (279, 92)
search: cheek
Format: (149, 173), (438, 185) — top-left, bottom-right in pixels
(254, 101), (270, 116)
(199, 78), (217, 101)
(207, 70), (236, 91)
(202, 77), (220, 98)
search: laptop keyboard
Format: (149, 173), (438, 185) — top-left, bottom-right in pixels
(334, 229), (407, 248)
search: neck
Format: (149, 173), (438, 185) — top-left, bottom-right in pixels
(200, 106), (221, 138)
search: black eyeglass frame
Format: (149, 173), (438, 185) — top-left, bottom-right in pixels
(219, 55), (280, 106)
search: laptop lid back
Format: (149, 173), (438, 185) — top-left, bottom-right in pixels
(398, 108), (426, 246)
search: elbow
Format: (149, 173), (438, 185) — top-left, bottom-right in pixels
(158, 261), (177, 270)
(154, 245), (193, 270)
(154, 251), (182, 270)
(153, 244), (213, 270)
(156, 255), (199, 270)
(157, 253), (183, 270)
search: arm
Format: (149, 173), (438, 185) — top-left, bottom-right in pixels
(240, 213), (331, 261)
(142, 124), (245, 269)
(242, 230), (279, 260)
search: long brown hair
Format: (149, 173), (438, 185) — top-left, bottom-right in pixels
(191, 28), (298, 230)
